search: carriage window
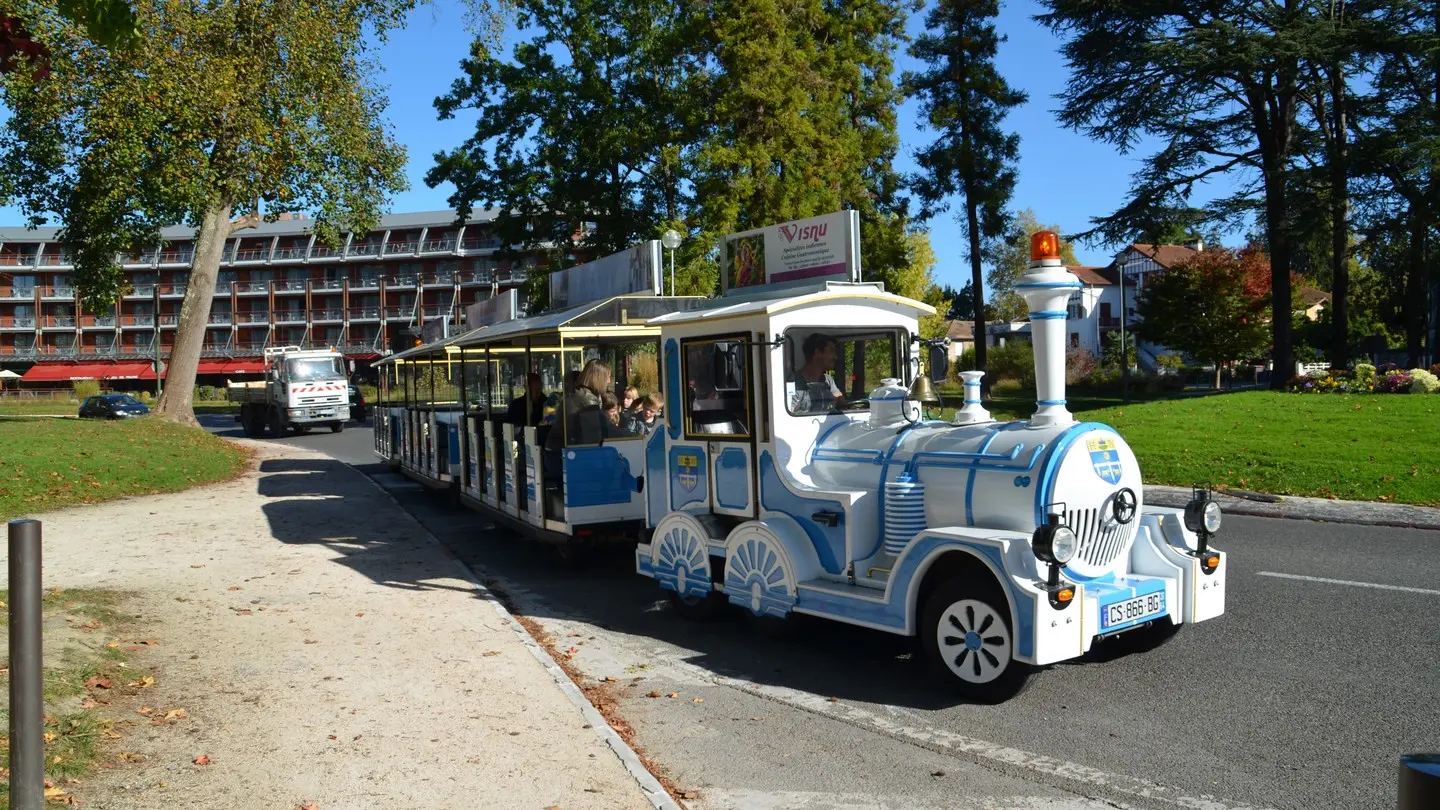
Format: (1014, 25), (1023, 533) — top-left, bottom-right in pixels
(784, 328), (901, 415)
(682, 336), (751, 439)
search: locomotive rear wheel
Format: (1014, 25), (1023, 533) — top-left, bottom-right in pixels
(921, 579), (1033, 703)
(667, 589), (726, 622)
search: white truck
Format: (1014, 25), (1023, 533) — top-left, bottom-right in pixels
(230, 346), (351, 437)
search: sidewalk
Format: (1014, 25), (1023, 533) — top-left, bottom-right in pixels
(18, 441), (665, 810)
(1145, 485), (1440, 530)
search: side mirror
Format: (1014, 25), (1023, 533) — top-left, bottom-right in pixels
(928, 344), (950, 383)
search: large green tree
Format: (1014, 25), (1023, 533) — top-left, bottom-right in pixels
(1134, 247), (1275, 389)
(1036, 0), (1335, 389)
(904, 0), (1026, 374)
(986, 208), (1078, 322)
(0, 0), (410, 424)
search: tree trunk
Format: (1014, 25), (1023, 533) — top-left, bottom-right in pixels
(1405, 214), (1428, 369)
(153, 202), (229, 425)
(1262, 163), (1294, 389)
(1327, 63), (1350, 369)
(965, 196), (986, 373)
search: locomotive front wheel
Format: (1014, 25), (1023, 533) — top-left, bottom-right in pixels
(921, 579), (1033, 703)
(667, 589), (726, 622)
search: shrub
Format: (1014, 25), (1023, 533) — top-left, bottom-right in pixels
(1156, 353), (1185, 370)
(73, 380), (101, 400)
(1065, 348), (1097, 386)
(986, 343), (1035, 389)
(1408, 368), (1440, 394)
(1374, 372), (1413, 394)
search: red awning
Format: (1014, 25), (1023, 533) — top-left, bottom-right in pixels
(195, 359), (265, 376)
(21, 362), (157, 382)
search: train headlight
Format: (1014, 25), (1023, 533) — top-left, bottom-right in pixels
(1184, 490), (1222, 535)
(1031, 520), (1077, 566)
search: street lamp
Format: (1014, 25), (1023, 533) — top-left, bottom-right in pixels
(661, 229), (683, 296)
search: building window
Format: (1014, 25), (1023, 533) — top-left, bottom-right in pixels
(1066, 291), (1084, 320)
(1070, 332), (1079, 348)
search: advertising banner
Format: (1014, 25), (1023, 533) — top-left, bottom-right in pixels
(421, 315), (450, 344)
(463, 288), (518, 330)
(720, 209), (861, 295)
(549, 241), (662, 311)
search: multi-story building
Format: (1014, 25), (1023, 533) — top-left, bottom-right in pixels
(0, 209), (543, 386)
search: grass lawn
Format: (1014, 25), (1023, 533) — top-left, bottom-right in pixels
(941, 390), (1440, 505)
(0, 417), (249, 520)
(0, 588), (141, 809)
(0, 401), (237, 417)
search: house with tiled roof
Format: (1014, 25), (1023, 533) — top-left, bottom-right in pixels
(986, 264), (1133, 357)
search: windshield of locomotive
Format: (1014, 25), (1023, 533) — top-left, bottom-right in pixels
(287, 356), (345, 382)
(784, 328), (901, 415)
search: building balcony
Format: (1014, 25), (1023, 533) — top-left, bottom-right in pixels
(309, 245), (343, 261)
(272, 247), (308, 261)
(383, 306), (408, 320)
(351, 278), (380, 291)
(236, 312), (270, 325)
(81, 316), (117, 329)
(1099, 317), (1121, 329)
(421, 238), (456, 253)
(42, 287), (76, 300)
(208, 313), (232, 325)
(124, 285), (156, 298)
(37, 253), (72, 267)
(4, 288), (37, 300)
(460, 271), (494, 286)
(0, 316), (36, 330)
(424, 274), (456, 287)
(274, 280), (308, 293)
(348, 308), (380, 322)
(0, 255), (38, 267)
(419, 305), (451, 319)
(233, 248), (269, 263)
(313, 309), (344, 323)
(385, 240), (419, 256)
(459, 237), (502, 251)
(39, 316), (76, 329)
(348, 243), (382, 257)
(158, 314), (180, 327)
(158, 251), (193, 265)
(313, 278), (345, 291)
(118, 315), (154, 328)
(237, 281), (270, 294)
(274, 311), (305, 325)
(158, 284), (187, 298)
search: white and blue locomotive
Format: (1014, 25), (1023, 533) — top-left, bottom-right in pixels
(634, 234), (1226, 701)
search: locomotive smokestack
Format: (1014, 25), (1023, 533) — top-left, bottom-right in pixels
(1016, 232), (1082, 427)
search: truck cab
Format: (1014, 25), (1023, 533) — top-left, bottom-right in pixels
(233, 346), (351, 437)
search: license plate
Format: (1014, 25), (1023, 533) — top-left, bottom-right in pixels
(1101, 591), (1166, 629)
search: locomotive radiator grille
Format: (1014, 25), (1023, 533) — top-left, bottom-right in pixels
(1066, 507), (1137, 568)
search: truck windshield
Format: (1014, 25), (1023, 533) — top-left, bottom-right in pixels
(288, 357), (344, 382)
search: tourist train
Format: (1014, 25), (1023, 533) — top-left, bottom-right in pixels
(373, 212), (1226, 702)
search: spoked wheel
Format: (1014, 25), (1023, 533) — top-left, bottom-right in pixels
(922, 579), (1033, 703)
(667, 589), (727, 622)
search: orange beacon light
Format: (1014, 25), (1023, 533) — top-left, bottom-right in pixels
(1031, 231), (1061, 262)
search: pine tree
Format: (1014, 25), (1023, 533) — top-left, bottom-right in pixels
(904, 0), (1025, 373)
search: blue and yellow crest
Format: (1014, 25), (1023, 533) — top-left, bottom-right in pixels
(1087, 436), (1123, 485)
(676, 453), (699, 492)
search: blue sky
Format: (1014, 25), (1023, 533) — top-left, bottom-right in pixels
(2, 0), (1252, 293)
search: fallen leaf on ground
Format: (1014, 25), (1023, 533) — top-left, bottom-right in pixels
(105, 642), (120, 649)
(135, 706), (153, 716)
(304, 639), (318, 645)
(227, 586), (243, 591)
(119, 752), (145, 762)
(44, 731), (57, 742)
(646, 691), (662, 698)
(692, 698), (704, 703)
(190, 564), (205, 568)
(234, 609), (253, 616)
(84, 676), (112, 690)
(128, 675), (156, 688)
(80, 699), (96, 709)
(326, 735), (337, 741)
(683, 791), (699, 800)
(299, 804), (319, 810)
(163, 708), (187, 721)
(193, 754), (211, 765)
(667, 692), (679, 699)
(481, 651), (500, 657)
(601, 676), (616, 682)
(79, 619), (102, 630)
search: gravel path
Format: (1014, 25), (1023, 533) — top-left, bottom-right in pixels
(17, 440), (654, 810)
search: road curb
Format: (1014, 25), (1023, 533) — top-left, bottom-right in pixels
(352, 464), (683, 810)
(1144, 485), (1440, 532)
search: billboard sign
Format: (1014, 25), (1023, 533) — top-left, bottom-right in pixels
(720, 209), (861, 295)
(464, 288), (518, 330)
(549, 241), (662, 311)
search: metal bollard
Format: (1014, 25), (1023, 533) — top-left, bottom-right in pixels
(1399, 754), (1440, 809)
(9, 519), (44, 810)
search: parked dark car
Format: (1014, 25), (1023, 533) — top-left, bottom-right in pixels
(348, 384), (369, 423)
(78, 394), (151, 420)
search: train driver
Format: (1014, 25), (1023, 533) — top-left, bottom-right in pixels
(789, 332), (845, 413)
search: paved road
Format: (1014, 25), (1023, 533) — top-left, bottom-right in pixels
(209, 419), (1440, 810)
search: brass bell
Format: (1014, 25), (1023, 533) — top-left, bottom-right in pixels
(908, 374), (940, 404)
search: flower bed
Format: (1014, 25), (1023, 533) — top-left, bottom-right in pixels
(1286, 363), (1440, 394)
